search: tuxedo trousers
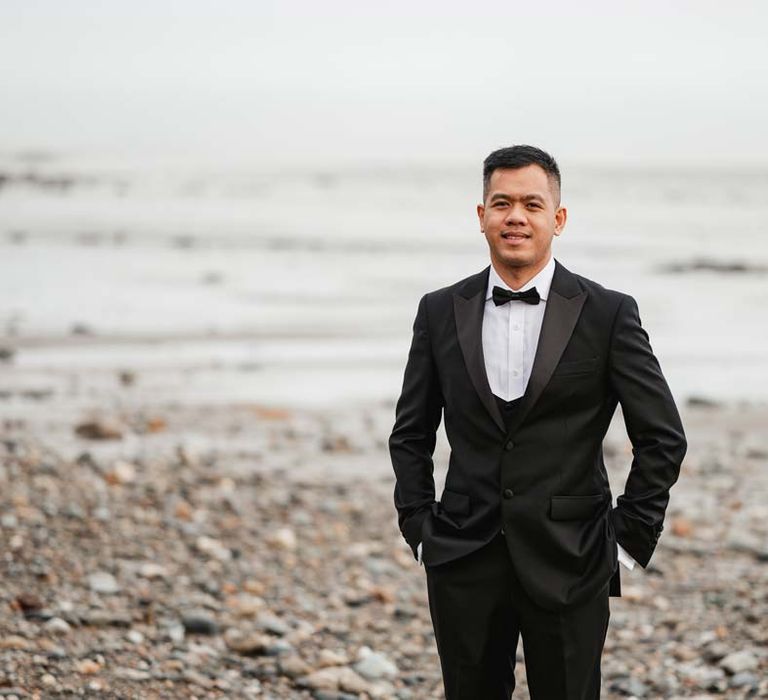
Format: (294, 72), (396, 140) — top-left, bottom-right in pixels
(425, 532), (610, 699)
(423, 394), (610, 699)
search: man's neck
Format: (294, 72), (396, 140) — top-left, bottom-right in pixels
(492, 254), (552, 291)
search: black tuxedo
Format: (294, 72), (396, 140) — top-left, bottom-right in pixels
(390, 259), (687, 613)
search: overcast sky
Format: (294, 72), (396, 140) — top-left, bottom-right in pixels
(1, 1), (765, 165)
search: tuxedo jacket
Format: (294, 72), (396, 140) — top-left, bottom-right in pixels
(389, 259), (687, 611)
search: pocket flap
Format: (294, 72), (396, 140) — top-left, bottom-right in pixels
(550, 493), (607, 520)
(440, 489), (471, 516)
(552, 357), (598, 376)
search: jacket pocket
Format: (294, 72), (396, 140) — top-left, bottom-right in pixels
(440, 488), (471, 516)
(552, 357), (598, 377)
(550, 493), (607, 520)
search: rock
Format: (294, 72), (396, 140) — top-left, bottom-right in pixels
(609, 676), (649, 697)
(81, 611), (132, 628)
(266, 527), (297, 550)
(41, 674), (56, 686)
(167, 623), (185, 643)
(126, 630), (145, 644)
(223, 628), (272, 655)
(75, 419), (124, 440)
(670, 517), (692, 537)
(43, 617), (71, 635)
(297, 666), (372, 694)
(117, 369), (136, 386)
(729, 671), (758, 688)
(87, 571), (120, 594)
(277, 654), (311, 678)
(138, 562), (168, 579)
(104, 460), (136, 485)
(0, 635), (34, 651)
(318, 649), (350, 667)
(256, 611), (290, 636)
(720, 650), (758, 674)
(195, 536), (232, 561)
(182, 614), (218, 636)
(353, 647), (398, 680)
(114, 667), (151, 681)
(15, 593), (43, 615)
(75, 659), (101, 675)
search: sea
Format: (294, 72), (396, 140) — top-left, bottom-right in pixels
(1, 153), (767, 413)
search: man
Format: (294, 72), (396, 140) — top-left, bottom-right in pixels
(389, 145), (687, 699)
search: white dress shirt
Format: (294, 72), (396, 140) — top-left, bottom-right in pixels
(418, 255), (635, 571)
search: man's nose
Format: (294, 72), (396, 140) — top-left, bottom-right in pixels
(504, 204), (526, 225)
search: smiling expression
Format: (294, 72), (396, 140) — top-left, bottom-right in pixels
(477, 164), (567, 283)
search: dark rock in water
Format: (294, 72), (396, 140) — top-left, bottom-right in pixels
(659, 258), (768, 274)
(118, 370), (136, 386)
(0, 347), (15, 362)
(182, 614), (218, 636)
(686, 395), (721, 408)
(75, 419), (124, 440)
(70, 322), (94, 336)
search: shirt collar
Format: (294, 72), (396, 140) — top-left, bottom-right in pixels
(485, 255), (556, 302)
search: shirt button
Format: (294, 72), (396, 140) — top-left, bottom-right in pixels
(513, 324), (520, 331)
(503, 488), (514, 499)
(512, 370), (520, 377)
(505, 440), (515, 451)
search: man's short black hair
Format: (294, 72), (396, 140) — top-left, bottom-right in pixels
(483, 145), (561, 205)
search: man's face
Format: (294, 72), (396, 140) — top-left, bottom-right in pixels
(477, 165), (566, 275)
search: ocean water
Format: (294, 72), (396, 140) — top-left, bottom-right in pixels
(1, 154), (767, 411)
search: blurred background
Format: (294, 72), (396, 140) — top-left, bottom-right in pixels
(1, 2), (767, 698)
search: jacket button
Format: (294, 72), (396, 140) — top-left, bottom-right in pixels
(503, 488), (514, 499)
(505, 440), (515, 451)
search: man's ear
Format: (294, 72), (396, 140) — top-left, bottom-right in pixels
(554, 206), (567, 235)
(477, 203), (485, 232)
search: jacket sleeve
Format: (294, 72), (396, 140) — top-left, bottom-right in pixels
(607, 294), (687, 568)
(389, 293), (444, 558)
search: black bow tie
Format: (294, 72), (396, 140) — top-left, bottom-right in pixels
(492, 285), (541, 306)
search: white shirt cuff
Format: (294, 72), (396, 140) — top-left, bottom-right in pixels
(617, 542), (637, 570)
(417, 541), (423, 566)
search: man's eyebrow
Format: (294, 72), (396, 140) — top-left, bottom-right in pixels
(489, 193), (545, 202)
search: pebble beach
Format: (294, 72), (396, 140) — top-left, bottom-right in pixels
(2, 155), (768, 698)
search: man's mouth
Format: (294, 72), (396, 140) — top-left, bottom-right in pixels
(501, 232), (530, 239)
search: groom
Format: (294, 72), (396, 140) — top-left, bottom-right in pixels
(389, 145), (687, 699)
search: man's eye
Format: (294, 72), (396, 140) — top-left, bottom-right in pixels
(527, 203), (541, 209)
(493, 202), (507, 208)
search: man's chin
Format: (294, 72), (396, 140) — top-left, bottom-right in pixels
(495, 251), (533, 269)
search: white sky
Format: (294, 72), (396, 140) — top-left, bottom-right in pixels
(1, 0), (766, 165)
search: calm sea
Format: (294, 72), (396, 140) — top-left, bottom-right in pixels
(1, 154), (767, 410)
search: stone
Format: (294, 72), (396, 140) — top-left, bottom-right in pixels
(720, 650), (758, 674)
(277, 654), (311, 678)
(75, 659), (101, 675)
(195, 536), (232, 561)
(138, 562), (168, 579)
(223, 628), (272, 655)
(353, 647), (398, 680)
(182, 614), (218, 636)
(74, 419), (124, 440)
(297, 666), (372, 694)
(266, 527), (297, 550)
(43, 617), (71, 635)
(609, 676), (649, 697)
(88, 571), (120, 594)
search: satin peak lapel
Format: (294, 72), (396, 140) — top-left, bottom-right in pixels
(453, 267), (506, 434)
(506, 260), (587, 434)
